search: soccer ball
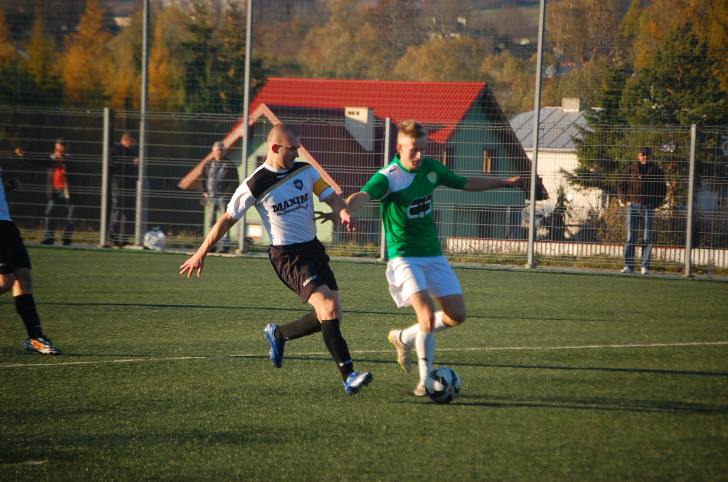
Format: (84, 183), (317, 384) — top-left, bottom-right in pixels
(143, 226), (166, 250)
(424, 366), (462, 404)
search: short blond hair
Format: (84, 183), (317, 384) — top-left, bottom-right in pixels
(397, 120), (426, 142)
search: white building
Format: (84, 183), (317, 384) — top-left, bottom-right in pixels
(510, 98), (604, 239)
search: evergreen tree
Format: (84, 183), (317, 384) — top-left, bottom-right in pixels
(568, 65), (628, 195)
(180, 1), (220, 112)
(622, 27), (728, 126)
(215, 0), (263, 113)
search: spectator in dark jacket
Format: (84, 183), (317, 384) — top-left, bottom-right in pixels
(617, 146), (667, 274)
(109, 132), (138, 247)
(202, 141), (238, 252)
(42, 138), (74, 246)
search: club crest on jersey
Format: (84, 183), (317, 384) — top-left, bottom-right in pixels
(427, 171), (438, 184)
(293, 179), (303, 190)
(407, 194), (432, 219)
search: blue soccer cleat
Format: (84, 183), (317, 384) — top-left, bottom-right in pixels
(23, 337), (61, 355)
(263, 323), (285, 368)
(343, 370), (373, 395)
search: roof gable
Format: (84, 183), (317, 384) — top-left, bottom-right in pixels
(251, 78), (489, 144)
(510, 107), (588, 150)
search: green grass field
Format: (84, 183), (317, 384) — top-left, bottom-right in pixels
(1, 248), (727, 481)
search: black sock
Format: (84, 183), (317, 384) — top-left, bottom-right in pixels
(277, 312), (321, 341)
(14, 294), (44, 339)
(321, 319), (354, 380)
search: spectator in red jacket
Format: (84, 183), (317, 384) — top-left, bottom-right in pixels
(42, 138), (74, 246)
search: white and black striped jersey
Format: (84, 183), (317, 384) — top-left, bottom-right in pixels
(226, 161), (334, 246)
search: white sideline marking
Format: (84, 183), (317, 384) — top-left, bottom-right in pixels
(2, 341), (727, 369)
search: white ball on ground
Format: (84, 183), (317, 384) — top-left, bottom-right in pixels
(424, 366), (462, 404)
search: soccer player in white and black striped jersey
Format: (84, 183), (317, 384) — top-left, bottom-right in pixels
(179, 124), (372, 395)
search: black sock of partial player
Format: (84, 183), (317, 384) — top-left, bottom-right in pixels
(277, 312), (321, 341)
(14, 294), (44, 339)
(321, 319), (354, 380)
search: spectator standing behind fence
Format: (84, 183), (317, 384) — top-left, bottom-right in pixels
(109, 132), (138, 247)
(41, 138), (74, 246)
(617, 146), (667, 275)
(202, 141), (237, 253)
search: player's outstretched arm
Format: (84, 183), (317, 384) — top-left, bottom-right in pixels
(463, 176), (526, 192)
(322, 193), (357, 232)
(345, 191), (371, 214)
(179, 212), (237, 279)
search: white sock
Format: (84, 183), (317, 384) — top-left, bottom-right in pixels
(401, 312), (450, 346)
(433, 311), (450, 332)
(415, 328), (435, 383)
(400, 323), (419, 346)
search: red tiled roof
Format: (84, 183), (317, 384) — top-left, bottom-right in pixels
(250, 78), (488, 144)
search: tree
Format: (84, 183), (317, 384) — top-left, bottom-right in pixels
(568, 65), (628, 195)
(105, 8), (142, 110)
(479, 51), (535, 117)
(0, 8), (40, 107)
(541, 56), (614, 109)
(393, 35), (487, 82)
(179, 1), (219, 112)
(60, 0), (112, 106)
(548, 0), (628, 67)
(25, 15), (62, 105)
(0, 9), (15, 66)
(148, 11), (183, 112)
(621, 28), (728, 126)
(299, 0), (371, 79)
(215, 0), (264, 113)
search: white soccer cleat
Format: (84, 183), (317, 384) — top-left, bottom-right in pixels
(641, 267), (650, 275)
(387, 329), (412, 373)
(413, 381), (427, 397)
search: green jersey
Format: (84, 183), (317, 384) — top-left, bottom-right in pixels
(362, 155), (467, 259)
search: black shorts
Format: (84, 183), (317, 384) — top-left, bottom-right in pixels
(268, 238), (338, 303)
(0, 221), (32, 274)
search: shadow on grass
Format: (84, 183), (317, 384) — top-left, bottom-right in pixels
(445, 394), (728, 414)
(441, 360), (728, 378)
(0, 300), (647, 324)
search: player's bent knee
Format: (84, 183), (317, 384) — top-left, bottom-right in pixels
(316, 297), (339, 321)
(445, 309), (466, 326)
(0, 275), (15, 294)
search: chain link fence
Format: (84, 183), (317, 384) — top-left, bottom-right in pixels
(3, 104), (727, 274)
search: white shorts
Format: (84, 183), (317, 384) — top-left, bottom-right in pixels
(385, 256), (463, 308)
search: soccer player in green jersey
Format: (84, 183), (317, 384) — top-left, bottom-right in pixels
(345, 120), (525, 396)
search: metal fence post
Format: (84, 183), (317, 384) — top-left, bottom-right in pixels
(526, 0), (547, 269)
(99, 107), (111, 247)
(684, 123), (697, 276)
(134, 0), (150, 246)
(379, 117), (391, 261)
(238, 0), (253, 254)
